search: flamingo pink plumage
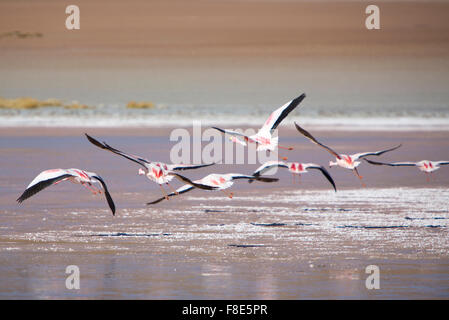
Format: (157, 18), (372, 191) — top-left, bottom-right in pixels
(147, 172), (278, 204)
(17, 168), (116, 215)
(294, 122), (401, 186)
(85, 134), (214, 200)
(251, 160), (336, 191)
(212, 94), (306, 159)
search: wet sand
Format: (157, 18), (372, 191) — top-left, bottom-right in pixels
(1, 127), (448, 299)
(2, 0), (449, 59)
(2, 0), (449, 112)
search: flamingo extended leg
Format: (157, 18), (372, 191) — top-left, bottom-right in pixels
(278, 145), (294, 151)
(425, 172), (430, 183)
(221, 190), (234, 199)
(278, 145), (293, 161)
(91, 183), (102, 194)
(82, 182), (98, 195)
(166, 182), (179, 195)
(297, 173), (301, 185)
(159, 184), (169, 200)
(276, 151), (288, 161)
(292, 173), (295, 184)
(353, 168), (366, 188)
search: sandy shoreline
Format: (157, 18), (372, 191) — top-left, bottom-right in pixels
(2, 1), (448, 127)
(2, 0), (449, 60)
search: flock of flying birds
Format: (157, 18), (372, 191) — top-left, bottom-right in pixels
(17, 93), (449, 216)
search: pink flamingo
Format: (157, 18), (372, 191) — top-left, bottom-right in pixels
(147, 172), (278, 204)
(85, 134), (214, 200)
(364, 159), (449, 181)
(251, 160), (336, 191)
(212, 93), (306, 160)
(17, 168), (115, 215)
(294, 122), (401, 186)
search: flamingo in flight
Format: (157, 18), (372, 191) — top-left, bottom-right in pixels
(364, 159), (449, 181)
(147, 172), (278, 205)
(17, 168), (116, 215)
(85, 134), (214, 200)
(212, 93), (306, 160)
(294, 122), (401, 186)
(250, 160), (337, 191)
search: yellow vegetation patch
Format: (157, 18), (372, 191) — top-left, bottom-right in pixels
(0, 31), (43, 39)
(0, 97), (62, 109)
(0, 97), (94, 110)
(126, 101), (155, 109)
(64, 102), (92, 110)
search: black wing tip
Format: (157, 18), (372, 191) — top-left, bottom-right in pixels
(85, 133), (106, 148)
(175, 162), (216, 170)
(294, 121), (305, 128)
(382, 143), (402, 153)
(329, 183), (337, 192)
(84, 133), (96, 142)
(254, 176), (279, 183)
(170, 173), (211, 190)
(146, 198), (165, 205)
(311, 166), (337, 192)
(109, 198), (116, 215)
(92, 176), (116, 216)
(294, 121), (313, 137)
(364, 158), (382, 165)
(294, 93), (306, 102)
(294, 121), (304, 131)
(211, 127), (225, 133)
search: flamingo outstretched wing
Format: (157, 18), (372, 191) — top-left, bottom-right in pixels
(294, 122), (341, 159)
(17, 169), (74, 203)
(364, 159), (417, 167)
(351, 144), (402, 161)
(211, 127), (250, 144)
(85, 134), (149, 168)
(232, 175), (279, 182)
(228, 173), (279, 183)
(435, 161), (449, 166)
(146, 184), (194, 205)
(302, 163), (337, 192)
(259, 93), (306, 134)
(91, 175), (116, 215)
(252, 161), (289, 177)
(167, 163), (215, 171)
(168, 173), (219, 190)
